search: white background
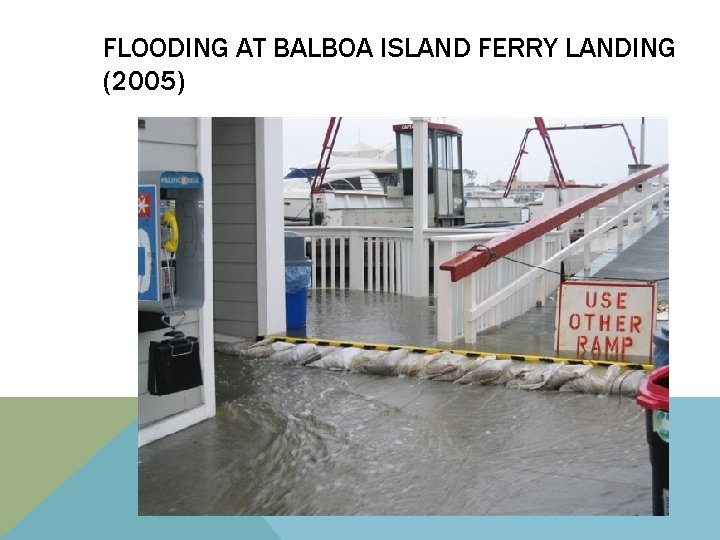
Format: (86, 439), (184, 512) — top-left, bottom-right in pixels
(0, 1), (709, 396)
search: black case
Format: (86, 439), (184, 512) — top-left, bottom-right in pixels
(147, 331), (203, 395)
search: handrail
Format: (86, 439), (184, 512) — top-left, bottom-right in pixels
(440, 163), (668, 282)
(289, 225), (514, 240)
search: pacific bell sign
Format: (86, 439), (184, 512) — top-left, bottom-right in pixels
(554, 281), (657, 362)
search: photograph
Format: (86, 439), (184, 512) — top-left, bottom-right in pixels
(137, 116), (669, 516)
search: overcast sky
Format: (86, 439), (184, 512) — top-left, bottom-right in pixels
(282, 117), (668, 185)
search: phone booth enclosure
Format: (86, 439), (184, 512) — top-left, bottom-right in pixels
(138, 171), (204, 315)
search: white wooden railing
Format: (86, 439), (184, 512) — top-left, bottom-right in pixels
(433, 229), (568, 345)
(306, 227), (415, 294)
(287, 226), (514, 295)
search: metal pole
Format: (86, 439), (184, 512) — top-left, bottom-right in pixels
(640, 117), (646, 164)
(411, 117), (430, 297)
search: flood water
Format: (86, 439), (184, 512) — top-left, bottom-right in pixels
(138, 352), (652, 515)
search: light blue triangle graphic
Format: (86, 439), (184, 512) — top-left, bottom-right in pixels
(5, 421), (280, 540)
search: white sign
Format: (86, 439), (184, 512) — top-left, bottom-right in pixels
(554, 281), (657, 362)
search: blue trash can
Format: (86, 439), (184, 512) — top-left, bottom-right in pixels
(653, 323), (669, 368)
(284, 232), (311, 329)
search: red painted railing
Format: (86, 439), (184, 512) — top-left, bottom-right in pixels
(440, 163), (669, 282)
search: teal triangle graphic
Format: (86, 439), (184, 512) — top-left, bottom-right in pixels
(5, 421), (280, 540)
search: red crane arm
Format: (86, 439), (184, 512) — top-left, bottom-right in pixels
(310, 117), (343, 194)
(503, 120), (640, 198)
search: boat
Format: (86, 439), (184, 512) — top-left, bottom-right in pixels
(283, 143), (401, 224)
(284, 122), (527, 227)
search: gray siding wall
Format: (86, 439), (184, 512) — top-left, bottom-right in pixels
(138, 117), (204, 428)
(212, 118), (258, 338)
(138, 117), (198, 170)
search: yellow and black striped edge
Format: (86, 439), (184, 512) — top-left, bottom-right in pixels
(258, 335), (653, 372)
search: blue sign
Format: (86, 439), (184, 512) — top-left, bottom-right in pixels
(138, 185), (159, 303)
(160, 171), (202, 189)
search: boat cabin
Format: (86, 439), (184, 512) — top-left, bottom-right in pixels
(394, 122), (465, 227)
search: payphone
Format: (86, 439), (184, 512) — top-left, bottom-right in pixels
(138, 171), (204, 315)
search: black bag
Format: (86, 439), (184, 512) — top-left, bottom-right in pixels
(148, 331), (203, 395)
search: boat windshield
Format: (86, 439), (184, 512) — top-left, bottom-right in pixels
(320, 178), (362, 191)
(284, 168), (316, 180)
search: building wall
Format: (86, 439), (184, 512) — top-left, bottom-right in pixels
(138, 117), (204, 428)
(138, 118), (199, 170)
(137, 116), (281, 440)
(212, 117), (259, 338)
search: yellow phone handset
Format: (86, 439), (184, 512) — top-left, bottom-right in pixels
(162, 210), (179, 253)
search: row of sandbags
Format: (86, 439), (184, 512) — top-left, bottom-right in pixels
(216, 339), (648, 397)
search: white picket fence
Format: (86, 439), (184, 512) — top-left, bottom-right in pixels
(305, 228), (415, 294)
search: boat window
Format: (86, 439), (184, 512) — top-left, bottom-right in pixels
(343, 177), (363, 190)
(449, 135), (459, 170)
(436, 134), (460, 170)
(399, 132), (413, 168)
(376, 173), (398, 188)
(284, 168), (316, 179)
(436, 134), (447, 169)
(399, 130), (435, 169)
(321, 178), (362, 191)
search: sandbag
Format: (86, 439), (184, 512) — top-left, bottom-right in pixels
(544, 364), (593, 390)
(357, 349), (409, 376)
(349, 350), (390, 372)
(559, 364), (621, 395)
(455, 361), (528, 385)
(430, 356), (486, 382)
(420, 352), (467, 380)
(269, 343), (320, 365)
(488, 362), (534, 386)
(308, 347), (362, 370)
(316, 346), (338, 358)
(294, 345), (335, 366)
(608, 369), (648, 397)
(396, 353), (433, 376)
(215, 339), (253, 356)
(244, 339), (287, 358)
(460, 357), (489, 376)
(454, 358), (512, 385)
(506, 364), (562, 390)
